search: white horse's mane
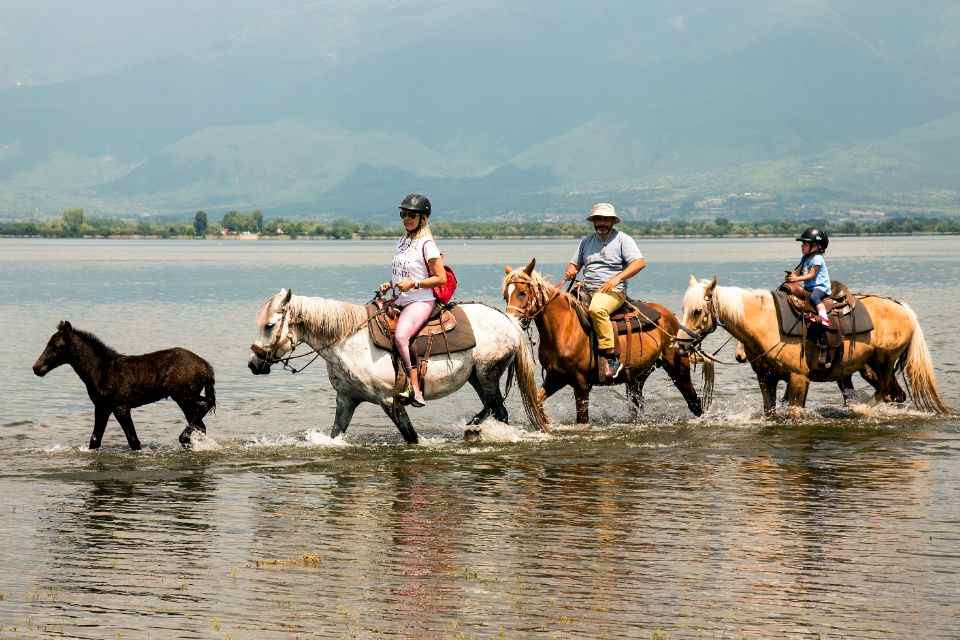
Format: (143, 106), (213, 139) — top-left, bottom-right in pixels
(501, 268), (552, 297)
(291, 295), (368, 344)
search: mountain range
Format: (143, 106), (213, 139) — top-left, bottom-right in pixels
(2, 0), (959, 220)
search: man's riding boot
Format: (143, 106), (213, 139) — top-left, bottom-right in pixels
(601, 350), (623, 381)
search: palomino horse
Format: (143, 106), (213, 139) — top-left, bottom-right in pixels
(680, 276), (949, 415)
(502, 260), (707, 423)
(247, 289), (549, 443)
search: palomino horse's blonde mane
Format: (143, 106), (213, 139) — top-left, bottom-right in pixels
(683, 280), (771, 325)
(259, 295), (368, 346)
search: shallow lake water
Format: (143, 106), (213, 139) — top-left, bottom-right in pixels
(1, 236), (958, 639)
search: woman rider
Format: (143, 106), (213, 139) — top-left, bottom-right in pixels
(378, 193), (448, 407)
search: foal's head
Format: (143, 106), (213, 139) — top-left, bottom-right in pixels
(249, 288), (295, 375)
(33, 321), (76, 376)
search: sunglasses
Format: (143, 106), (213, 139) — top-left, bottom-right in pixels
(399, 211), (420, 220)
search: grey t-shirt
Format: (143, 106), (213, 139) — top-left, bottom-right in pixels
(570, 229), (644, 294)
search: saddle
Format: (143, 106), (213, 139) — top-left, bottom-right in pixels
(365, 301), (476, 360)
(570, 285), (662, 385)
(772, 280), (873, 371)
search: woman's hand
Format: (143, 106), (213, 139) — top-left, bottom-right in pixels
(396, 278), (417, 292)
(377, 282), (392, 294)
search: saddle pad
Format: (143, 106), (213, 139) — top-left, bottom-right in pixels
(771, 291), (873, 337)
(366, 303), (477, 358)
(615, 299), (661, 329)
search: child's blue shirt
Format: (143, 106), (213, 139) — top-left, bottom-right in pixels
(800, 253), (831, 293)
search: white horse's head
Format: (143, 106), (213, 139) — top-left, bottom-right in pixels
(248, 288), (296, 375)
(678, 274), (718, 352)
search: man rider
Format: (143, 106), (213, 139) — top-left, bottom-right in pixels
(563, 202), (646, 379)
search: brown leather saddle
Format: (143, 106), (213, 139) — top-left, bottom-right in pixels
(773, 280), (873, 370)
(570, 285), (661, 336)
(570, 284), (662, 384)
(779, 280), (856, 317)
(365, 301), (476, 361)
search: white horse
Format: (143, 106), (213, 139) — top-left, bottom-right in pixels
(247, 289), (549, 443)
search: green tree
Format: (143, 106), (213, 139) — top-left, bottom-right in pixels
(252, 210), (264, 233)
(194, 210), (208, 237)
(62, 208), (84, 237)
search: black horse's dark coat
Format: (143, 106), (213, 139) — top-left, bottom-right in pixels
(33, 321), (216, 450)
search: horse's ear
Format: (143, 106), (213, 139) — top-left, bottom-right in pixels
(706, 276), (718, 296)
(58, 320), (72, 333)
(522, 258), (536, 275)
(689, 274), (698, 287)
(280, 288), (292, 306)
(504, 265), (513, 274)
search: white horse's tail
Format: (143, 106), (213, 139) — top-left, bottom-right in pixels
(900, 303), (951, 415)
(510, 318), (550, 432)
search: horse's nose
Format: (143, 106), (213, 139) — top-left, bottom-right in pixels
(32, 362), (46, 376)
(247, 359), (270, 375)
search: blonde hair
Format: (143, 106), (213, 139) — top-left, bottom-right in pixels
(406, 219), (434, 242)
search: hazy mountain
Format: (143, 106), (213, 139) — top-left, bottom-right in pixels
(1, 0), (959, 218)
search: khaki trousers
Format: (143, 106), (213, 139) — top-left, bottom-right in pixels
(588, 290), (625, 351)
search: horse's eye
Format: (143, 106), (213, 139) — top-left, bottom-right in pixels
(265, 323), (275, 331)
(518, 291), (526, 299)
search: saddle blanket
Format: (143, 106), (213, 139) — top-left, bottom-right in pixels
(771, 290), (873, 337)
(366, 303), (477, 359)
(572, 294), (661, 336)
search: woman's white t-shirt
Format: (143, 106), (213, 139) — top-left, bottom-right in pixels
(391, 236), (441, 305)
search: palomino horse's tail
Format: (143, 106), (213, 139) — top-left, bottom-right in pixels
(509, 318), (550, 432)
(899, 303), (951, 415)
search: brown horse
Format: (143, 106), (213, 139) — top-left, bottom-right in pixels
(502, 259), (707, 424)
(33, 321), (216, 449)
(680, 276), (949, 415)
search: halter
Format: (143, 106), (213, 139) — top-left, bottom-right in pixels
(503, 272), (562, 327)
(251, 303), (321, 374)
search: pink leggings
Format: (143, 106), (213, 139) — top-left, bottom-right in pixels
(394, 300), (434, 370)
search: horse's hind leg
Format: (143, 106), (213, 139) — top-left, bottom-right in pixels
(174, 393), (209, 447)
(379, 401), (419, 444)
(785, 373), (810, 416)
(112, 408), (142, 451)
(838, 375), (856, 405)
(467, 365), (509, 425)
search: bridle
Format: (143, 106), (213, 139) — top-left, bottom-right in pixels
(250, 304), (320, 374)
(503, 273), (562, 328)
(676, 291), (720, 355)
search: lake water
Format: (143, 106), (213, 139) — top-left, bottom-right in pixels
(1, 236), (958, 639)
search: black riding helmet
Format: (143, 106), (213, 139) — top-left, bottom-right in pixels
(796, 227), (829, 252)
(399, 193), (431, 216)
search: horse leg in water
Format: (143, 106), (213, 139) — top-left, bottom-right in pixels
(466, 359), (511, 425)
(785, 373), (811, 416)
(380, 400), (419, 444)
(538, 370), (568, 406)
(866, 352), (904, 405)
(625, 367), (654, 421)
(330, 393), (360, 440)
(89, 405), (111, 450)
(660, 353), (703, 417)
(755, 366), (780, 416)
(860, 363), (907, 403)
(112, 407), (143, 451)
(573, 377), (591, 424)
(838, 375), (857, 405)
(174, 392), (211, 446)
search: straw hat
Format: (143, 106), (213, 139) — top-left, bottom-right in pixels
(586, 202), (620, 223)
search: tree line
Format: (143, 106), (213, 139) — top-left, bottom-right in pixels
(2, 209), (959, 239)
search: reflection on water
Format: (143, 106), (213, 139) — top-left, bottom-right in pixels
(1, 237), (959, 638)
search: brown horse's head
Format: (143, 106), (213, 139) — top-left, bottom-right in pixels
(502, 259), (545, 326)
(249, 288), (295, 375)
(33, 321), (75, 376)
(677, 274), (718, 354)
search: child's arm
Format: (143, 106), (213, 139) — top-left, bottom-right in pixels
(787, 265), (819, 282)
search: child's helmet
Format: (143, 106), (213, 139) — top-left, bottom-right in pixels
(796, 227), (829, 252)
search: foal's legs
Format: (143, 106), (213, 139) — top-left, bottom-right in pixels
(174, 392), (212, 447)
(89, 405), (111, 450)
(380, 400), (419, 444)
(112, 407), (142, 451)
